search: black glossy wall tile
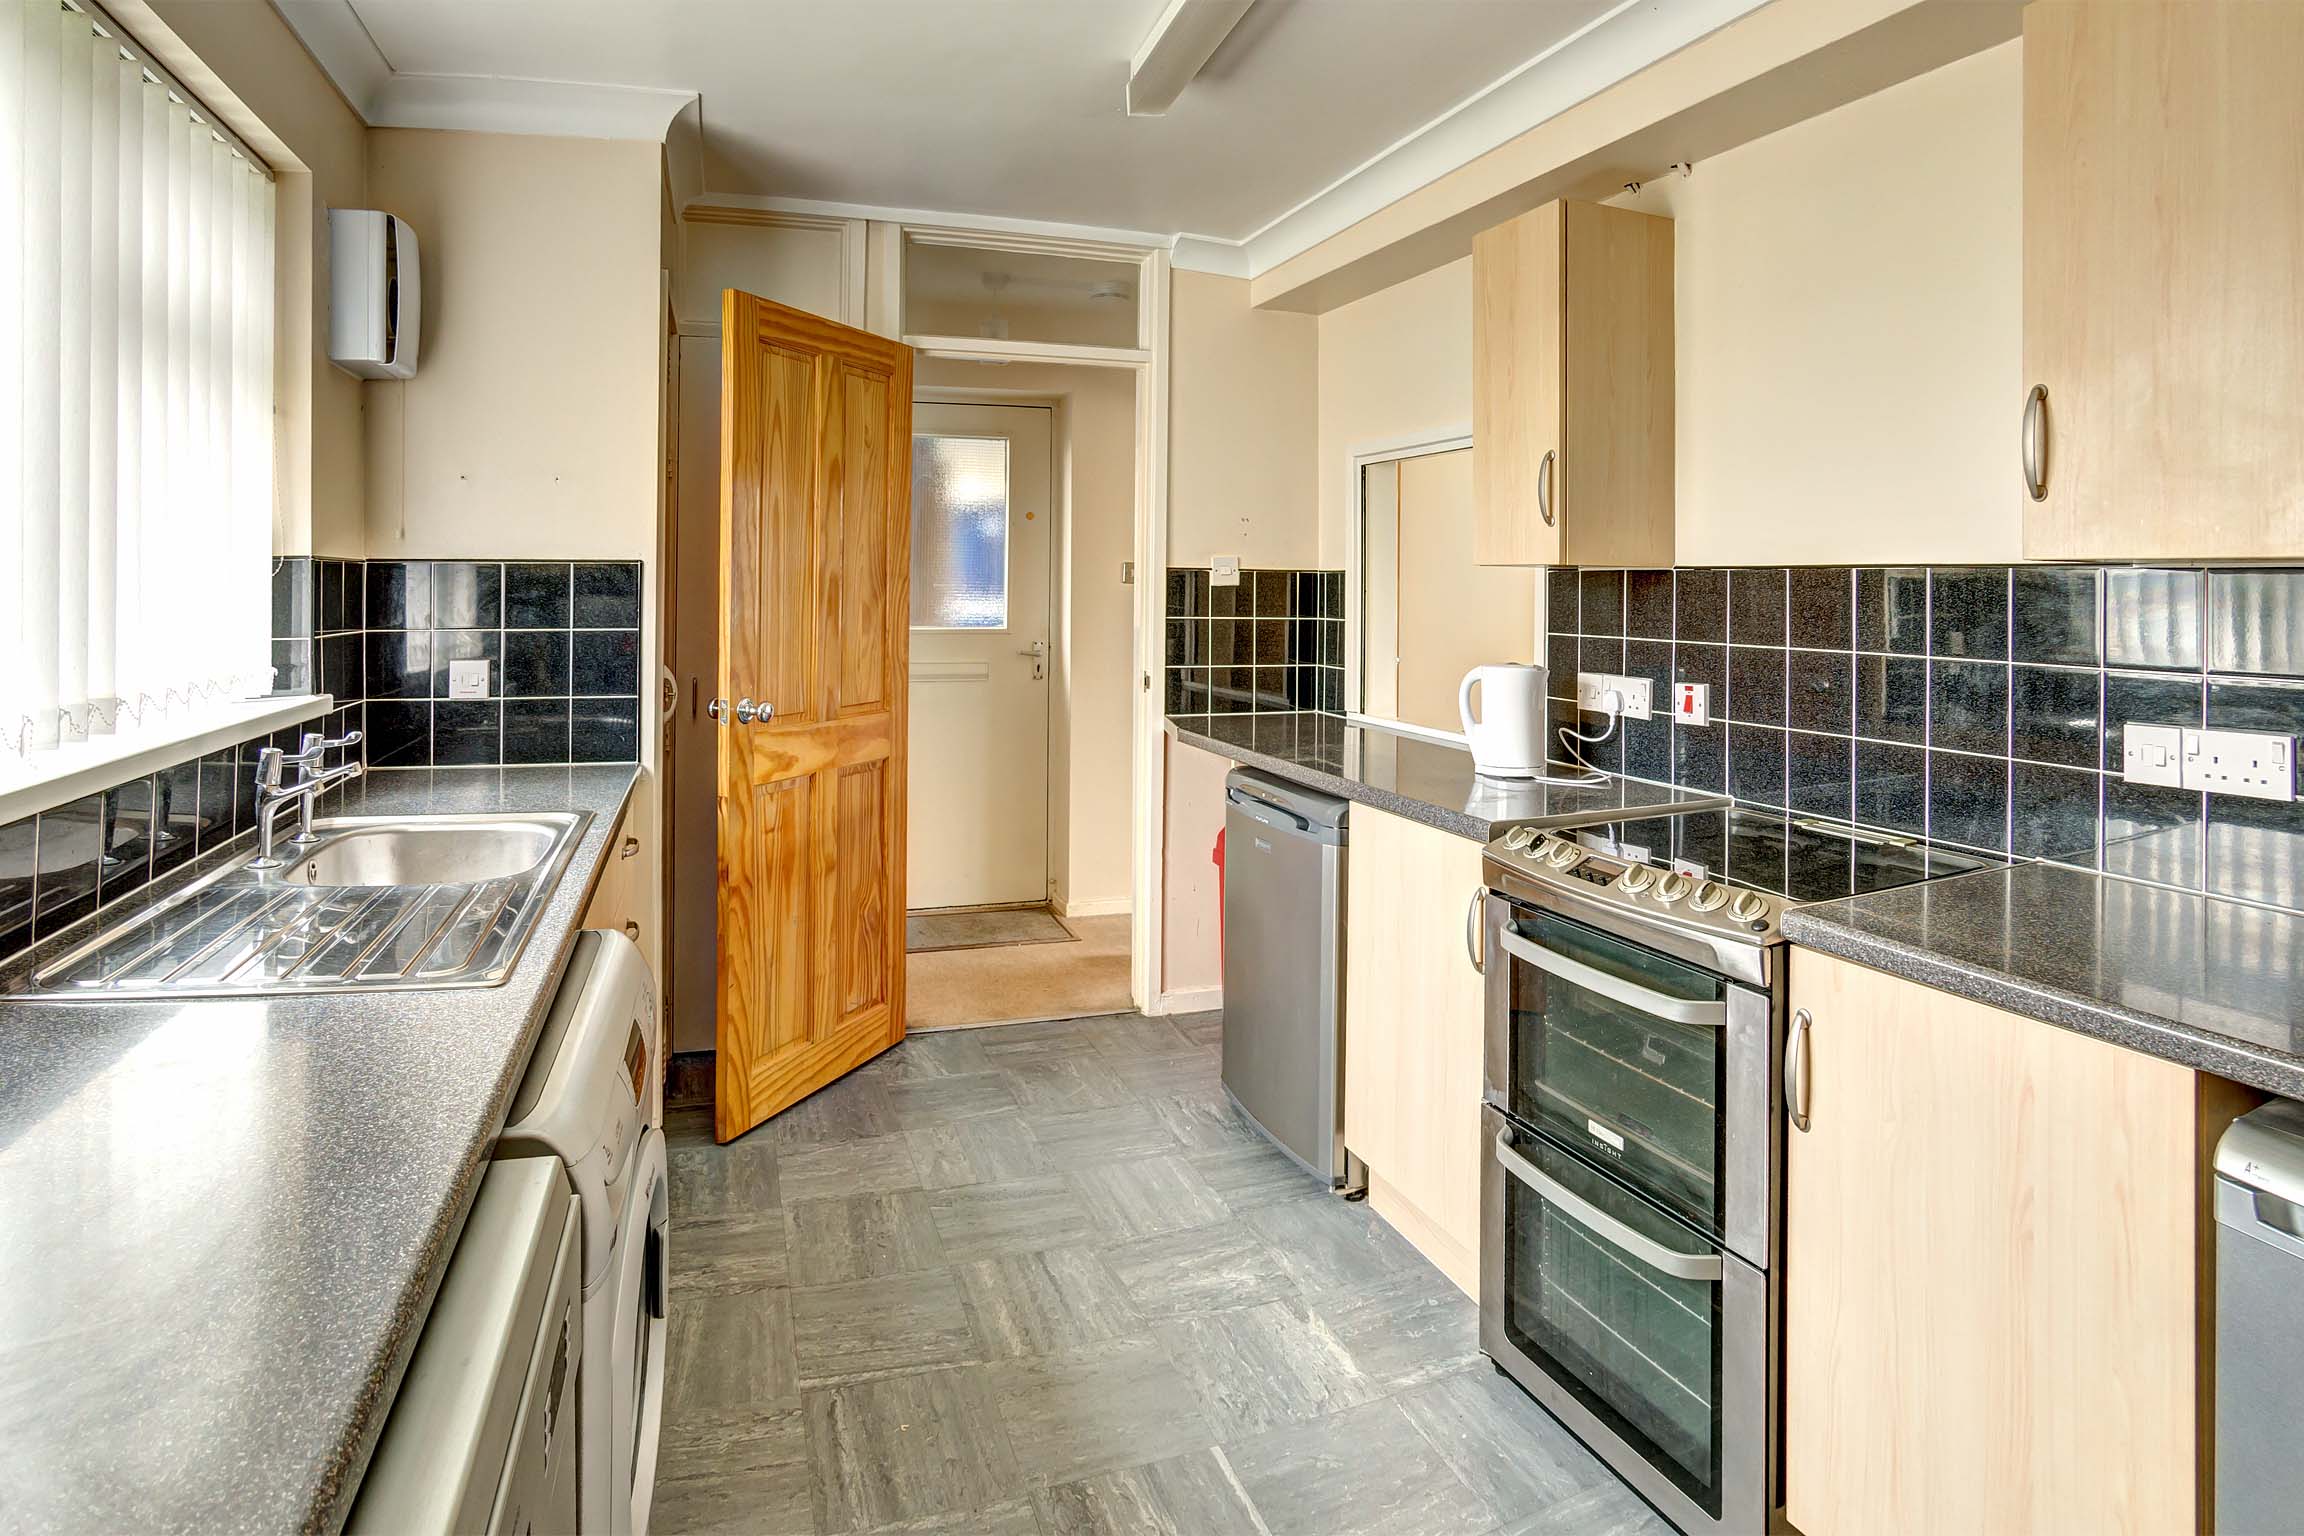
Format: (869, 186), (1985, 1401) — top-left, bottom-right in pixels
(320, 633), (361, 699)
(1728, 646), (1785, 726)
(1567, 707), (1623, 774)
(1927, 751), (2007, 852)
(364, 701), (431, 767)
(1623, 715), (1671, 784)
(1929, 568), (2008, 659)
(1854, 741), (1925, 835)
(1787, 651), (1853, 735)
(0, 817), (34, 957)
(1788, 567), (1853, 651)
(2010, 666), (2101, 769)
(197, 751), (238, 853)
(2207, 794), (2304, 909)
(1787, 731), (1854, 820)
(2104, 568), (2203, 671)
(573, 562), (642, 628)
(1623, 641), (1672, 703)
(431, 562), (502, 630)
(33, 794), (102, 938)
(1854, 656), (1927, 745)
(572, 700), (639, 762)
(271, 557), (316, 638)
(1207, 621), (1246, 668)
(2012, 762), (2100, 865)
(1253, 620), (1287, 666)
(1675, 568), (1726, 644)
(1545, 636), (1578, 701)
(1728, 568), (1786, 648)
(1673, 643), (1725, 712)
(1164, 620), (1197, 669)
(1728, 724), (1785, 807)
(2209, 570), (2304, 678)
(152, 760), (199, 881)
(2103, 672), (2204, 767)
(1673, 722), (1725, 793)
(2103, 779), (2203, 889)
(365, 630), (432, 700)
(272, 639), (313, 696)
(319, 559), (350, 633)
(503, 700), (572, 765)
(2206, 678), (2304, 740)
(429, 629), (502, 699)
(1855, 567), (1927, 655)
(1249, 570), (1291, 617)
(1319, 572), (1343, 619)
(1208, 578), (1241, 618)
(1626, 571), (1673, 640)
(1545, 567), (1580, 634)
(1578, 636), (1624, 683)
(366, 561), (431, 631)
(98, 780), (155, 903)
(507, 563), (574, 628)
(573, 630), (641, 696)
(1579, 570), (1624, 637)
(2012, 568), (2099, 665)
(433, 702), (502, 766)
(1928, 660), (2009, 756)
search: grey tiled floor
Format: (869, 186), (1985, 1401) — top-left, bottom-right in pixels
(656, 1011), (1668, 1536)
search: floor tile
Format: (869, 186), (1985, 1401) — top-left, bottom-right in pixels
(1225, 1396), (1497, 1536)
(1080, 1014), (1197, 1061)
(664, 1103), (719, 1149)
(906, 1111), (1053, 1190)
(957, 1246), (1146, 1360)
(1098, 1219), (1302, 1320)
(1154, 1298), (1378, 1440)
(1104, 1050), (1223, 1099)
(1032, 1447), (1267, 1536)
(653, 1410), (817, 1536)
(1026, 1099), (1182, 1167)
(859, 1500), (1044, 1535)
(1394, 1367), (1607, 1519)
(785, 1191), (949, 1288)
(670, 1137), (781, 1220)
(805, 1365), (1021, 1532)
(1492, 1479), (1673, 1536)
(775, 1074), (903, 1148)
(1149, 1094), (1261, 1156)
(1242, 1195), (1427, 1299)
(995, 1051), (1134, 1113)
(1183, 1141), (1326, 1212)
(671, 1214), (791, 1296)
(790, 1270), (985, 1388)
(1322, 1265), (1480, 1392)
(929, 1174), (1104, 1261)
(1067, 1155), (1232, 1240)
(878, 1029), (997, 1082)
(985, 1335), (1219, 1485)
(881, 1070), (1021, 1125)
(1169, 1012), (1225, 1050)
(780, 1133), (925, 1204)
(668, 1286), (800, 1425)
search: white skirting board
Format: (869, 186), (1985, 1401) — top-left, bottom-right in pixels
(1052, 895), (1132, 919)
(1152, 984), (1222, 1015)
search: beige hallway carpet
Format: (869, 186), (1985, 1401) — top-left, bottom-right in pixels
(905, 912), (1132, 1030)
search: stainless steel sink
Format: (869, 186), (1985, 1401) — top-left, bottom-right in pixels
(11, 811), (592, 1000)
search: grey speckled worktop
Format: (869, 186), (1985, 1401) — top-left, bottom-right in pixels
(0, 765), (639, 1536)
(1783, 861), (2304, 1100)
(1169, 711), (1726, 842)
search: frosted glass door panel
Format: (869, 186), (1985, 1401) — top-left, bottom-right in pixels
(911, 435), (1011, 630)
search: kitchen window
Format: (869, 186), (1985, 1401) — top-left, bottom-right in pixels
(1, 0), (278, 795)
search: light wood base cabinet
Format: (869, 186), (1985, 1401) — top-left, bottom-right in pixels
(1342, 805), (1487, 1294)
(582, 802), (646, 949)
(1784, 947), (2250, 1536)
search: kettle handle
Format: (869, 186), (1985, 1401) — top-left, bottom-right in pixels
(1458, 668), (1482, 736)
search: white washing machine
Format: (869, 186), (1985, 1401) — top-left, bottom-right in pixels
(500, 929), (667, 1536)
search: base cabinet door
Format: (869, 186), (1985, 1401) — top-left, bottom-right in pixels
(1783, 947), (2203, 1535)
(1342, 806), (1486, 1293)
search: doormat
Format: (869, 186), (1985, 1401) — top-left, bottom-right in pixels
(905, 906), (1077, 955)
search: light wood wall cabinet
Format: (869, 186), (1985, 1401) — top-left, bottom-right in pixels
(1783, 947), (2251, 1535)
(2022, 0), (2304, 559)
(1341, 805), (1487, 1294)
(1472, 199), (1674, 567)
(582, 803), (646, 951)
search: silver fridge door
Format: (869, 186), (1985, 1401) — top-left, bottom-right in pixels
(1220, 770), (1347, 1184)
(2215, 1098), (2304, 1536)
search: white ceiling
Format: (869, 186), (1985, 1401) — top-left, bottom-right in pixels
(280, 0), (1764, 264)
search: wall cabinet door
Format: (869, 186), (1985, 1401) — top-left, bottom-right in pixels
(2022, 0), (2304, 559)
(1473, 199), (1674, 568)
(1782, 946), (2208, 1535)
(1342, 805), (1487, 1293)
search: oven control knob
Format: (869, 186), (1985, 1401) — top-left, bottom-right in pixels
(1545, 841), (1583, 869)
(1502, 826), (1535, 851)
(1655, 872), (1692, 903)
(1729, 889), (1770, 923)
(1618, 865), (1657, 895)
(1689, 880), (1730, 913)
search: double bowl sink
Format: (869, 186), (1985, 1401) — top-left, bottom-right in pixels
(11, 812), (592, 1000)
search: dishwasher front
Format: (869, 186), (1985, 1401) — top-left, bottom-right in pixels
(1220, 769), (1349, 1185)
(2215, 1098), (2304, 1534)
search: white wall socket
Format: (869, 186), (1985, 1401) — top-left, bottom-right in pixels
(2181, 727), (2296, 801)
(1574, 672), (1653, 721)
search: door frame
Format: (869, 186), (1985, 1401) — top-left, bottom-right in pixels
(907, 397), (1060, 910)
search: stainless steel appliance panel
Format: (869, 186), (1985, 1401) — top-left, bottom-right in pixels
(1220, 770), (1348, 1184)
(2214, 1100), (2304, 1534)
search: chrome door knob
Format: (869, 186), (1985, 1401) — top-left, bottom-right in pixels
(1689, 880), (1729, 913)
(734, 698), (772, 725)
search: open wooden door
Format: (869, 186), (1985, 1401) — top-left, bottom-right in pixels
(714, 290), (913, 1144)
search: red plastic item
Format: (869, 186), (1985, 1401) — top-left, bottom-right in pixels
(1212, 827), (1226, 967)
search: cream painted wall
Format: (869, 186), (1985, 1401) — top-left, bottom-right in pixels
(1159, 732), (1230, 999)
(1167, 270), (1319, 569)
(1613, 41), (2022, 565)
(139, 0), (368, 557)
(918, 358), (1139, 917)
(1315, 258), (1474, 570)
(679, 220), (851, 330)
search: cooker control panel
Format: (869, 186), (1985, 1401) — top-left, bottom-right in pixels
(1487, 830), (1780, 943)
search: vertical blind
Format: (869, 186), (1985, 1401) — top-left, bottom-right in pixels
(1, 0), (274, 767)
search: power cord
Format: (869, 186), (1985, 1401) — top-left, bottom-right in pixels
(1555, 686), (1625, 776)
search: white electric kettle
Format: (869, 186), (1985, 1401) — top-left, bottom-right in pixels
(1458, 663), (1548, 778)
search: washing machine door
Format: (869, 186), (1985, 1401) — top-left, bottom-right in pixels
(613, 1126), (668, 1536)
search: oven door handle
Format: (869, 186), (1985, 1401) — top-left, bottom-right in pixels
(1494, 929), (1728, 1029)
(1493, 1128), (1725, 1284)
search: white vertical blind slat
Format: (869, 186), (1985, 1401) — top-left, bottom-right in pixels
(0, 7), (28, 749)
(21, 0), (64, 750)
(57, 10), (92, 737)
(86, 33), (119, 726)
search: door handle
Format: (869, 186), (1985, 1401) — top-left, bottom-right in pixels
(1465, 889), (1486, 975)
(1019, 639), (1047, 680)
(706, 697), (774, 725)
(1494, 929), (1726, 1028)
(1493, 1128), (1723, 1283)
(2020, 384), (2049, 502)
(1537, 448), (1557, 527)
(1785, 1007), (1813, 1132)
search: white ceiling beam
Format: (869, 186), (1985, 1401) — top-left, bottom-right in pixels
(1127, 0), (1255, 117)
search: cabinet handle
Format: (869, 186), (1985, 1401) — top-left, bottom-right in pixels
(1537, 448), (1558, 527)
(1785, 1007), (1813, 1132)
(621, 836), (640, 859)
(624, 920), (641, 943)
(2020, 384), (2049, 502)
(1465, 888), (1486, 975)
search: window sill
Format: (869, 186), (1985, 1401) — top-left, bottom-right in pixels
(0, 695), (334, 828)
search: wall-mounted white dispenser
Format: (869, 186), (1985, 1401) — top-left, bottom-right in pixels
(329, 209), (420, 379)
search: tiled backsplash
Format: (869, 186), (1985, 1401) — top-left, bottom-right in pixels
(0, 716), (346, 966)
(1549, 564), (2304, 912)
(1164, 567), (1345, 715)
(272, 557), (644, 768)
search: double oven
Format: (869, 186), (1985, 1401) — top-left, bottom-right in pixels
(1474, 832), (1785, 1536)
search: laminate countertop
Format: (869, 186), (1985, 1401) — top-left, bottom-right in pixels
(1782, 860), (2304, 1100)
(0, 765), (640, 1536)
(1168, 712), (1726, 842)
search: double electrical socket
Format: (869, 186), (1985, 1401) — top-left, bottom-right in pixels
(2122, 722), (2296, 801)
(1574, 671), (1653, 721)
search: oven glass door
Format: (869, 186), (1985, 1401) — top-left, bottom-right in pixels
(1488, 1111), (1726, 1521)
(1495, 907), (1729, 1235)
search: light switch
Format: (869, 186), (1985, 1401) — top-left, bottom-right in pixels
(447, 658), (491, 700)
(1672, 681), (1710, 727)
(2120, 722), (2185, 787)
(1211, 556), (1241, 588)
